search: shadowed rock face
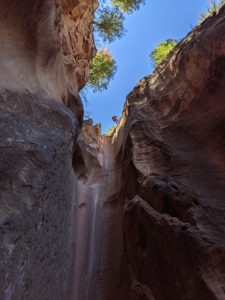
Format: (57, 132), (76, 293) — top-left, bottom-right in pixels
(119, 10), (225, 300)
(0, 1), (96, 299)
(74, 7), (225, 300)
(0, 90), (78, 300)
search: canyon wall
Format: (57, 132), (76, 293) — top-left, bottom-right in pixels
(75, 7), (225, 300)
(118, 8), (225, 299)
(0, 1), (96, 299)
(0, 1), (225, 300)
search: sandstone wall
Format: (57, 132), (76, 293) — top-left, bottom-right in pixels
(1, 1), (225, 300)
(112, 7), (225, 299)
(0, 1), (97, 299)
(74, 7), (225, 300)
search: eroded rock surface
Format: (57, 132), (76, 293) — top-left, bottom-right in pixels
(0, 0), (96, 299)
(0, 90), (78, 300)
(0, 0), (96, 111)
(119, 10), (225, 299)
(74, 7), (225, 300)
(1, 1), (225, 300)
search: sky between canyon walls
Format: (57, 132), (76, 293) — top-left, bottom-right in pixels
(84, 0), (209, 133)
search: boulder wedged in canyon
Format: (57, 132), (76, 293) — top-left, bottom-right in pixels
(0, 0), (96, 299)
(74, 6), (225, 300)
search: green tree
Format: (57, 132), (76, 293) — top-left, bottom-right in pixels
(88, 50), (117, 92)
(199, 0), (225, 23)
(150, 39), (178, 68)
(93, 7), (126, 43)
(105, 125), (116, 135)
(112, 0), (145, 13)
(89, 0), (146, 93)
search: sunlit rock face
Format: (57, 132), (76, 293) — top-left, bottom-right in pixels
(0, 0), (96, 115)
(74, 7), (225, 300)
(0, 1), (96, 299)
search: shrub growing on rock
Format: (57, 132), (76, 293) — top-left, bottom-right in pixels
(112, 0), (146, 13)
(89, 0), (146, 92)
(88, 50), (117, 92)
(150, 39), (178, 68)
(93, 7), (126, 43)
(199, 0), (225, 23)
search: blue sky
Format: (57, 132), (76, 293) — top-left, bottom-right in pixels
(83, 0), (209, 133)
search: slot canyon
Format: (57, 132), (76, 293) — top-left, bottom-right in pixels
(0, 1), (224, 300)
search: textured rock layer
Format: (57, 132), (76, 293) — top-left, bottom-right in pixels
(0, 0), (96, 114)
(0, 90), (78, 300)
(0, 1), (96, 299)
(74, 7), (225, 300)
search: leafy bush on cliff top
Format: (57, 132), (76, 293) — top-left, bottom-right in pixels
(94, 0), (145, 44)
(112, 0), (146, 13)
(150, 39), (178, 68)
(199, 0), (225, 23)
(88, 0), (145, 92)
(93, 7), (126, 43)
(88, 50), (117, 92)
(105, 125), (116, 135)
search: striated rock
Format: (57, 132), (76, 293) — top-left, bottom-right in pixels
(119, 8), (225, 300)
(74, 6), (225, 300)
(115, 7), (225, 300)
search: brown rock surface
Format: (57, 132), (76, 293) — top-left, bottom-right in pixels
(0, 0), (96, 110)
(73, 7), (225, 300)
(0, 1), (225, 299)
(0, 90), (78, 300)
(0, 1), (96, 299)
(119, 9), (225, 300)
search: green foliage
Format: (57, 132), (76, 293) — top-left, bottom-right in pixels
(94, 7), (125, 43)
(111, 0), (145, 13)
(105, 125), (116, 135)
(88, 50), (117, 92)
(199, 0), (225, 23)
(88, 0), (146, 93)
(150, 39), (178, 68)
(93, 0), (146, 43)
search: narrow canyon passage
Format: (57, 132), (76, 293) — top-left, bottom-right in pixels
(70, 128), (127, 300)
(0, 1), (225, 300)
